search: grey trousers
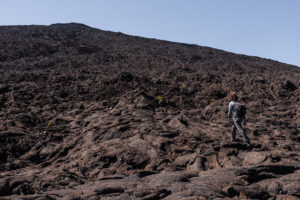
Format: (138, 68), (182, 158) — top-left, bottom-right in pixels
(231, 117), (250, 143)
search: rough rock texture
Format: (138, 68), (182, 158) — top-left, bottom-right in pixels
(0, 23), (299, 199)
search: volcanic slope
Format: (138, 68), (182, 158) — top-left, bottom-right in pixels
(0, 23), (299, 199)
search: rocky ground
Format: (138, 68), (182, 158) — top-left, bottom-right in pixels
(0, 23), (299, 199)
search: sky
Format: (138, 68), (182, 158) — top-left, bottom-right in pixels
(1, 0), (300, 67)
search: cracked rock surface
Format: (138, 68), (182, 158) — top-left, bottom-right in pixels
(0, 23), (299, 199)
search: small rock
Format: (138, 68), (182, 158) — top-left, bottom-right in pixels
(62, 194), (82, 200)
(275, 195), (300, 200)
(243, 152), (267, 165)
(237, 184), (268, 199)
(174, 153), (196, 168)
(222, 185), (238, 197)
(94, 186), (124, 195)
(268, 182), (283, 196)
(274, 129), (282, 137)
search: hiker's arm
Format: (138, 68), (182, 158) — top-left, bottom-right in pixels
(228, 103), (233, 120)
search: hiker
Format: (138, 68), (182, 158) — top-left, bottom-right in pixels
(228, 92), (250, 144)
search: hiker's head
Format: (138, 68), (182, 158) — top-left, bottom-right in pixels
(229, 92), (238, 101)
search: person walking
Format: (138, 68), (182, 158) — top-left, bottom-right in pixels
(228, 92), (250, 144)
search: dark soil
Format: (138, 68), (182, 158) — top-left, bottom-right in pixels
(0, 23), (299, 199)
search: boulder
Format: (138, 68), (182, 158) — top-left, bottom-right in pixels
(242, 152), (268, 165)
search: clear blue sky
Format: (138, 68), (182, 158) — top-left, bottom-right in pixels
(1, 0), (299, 67)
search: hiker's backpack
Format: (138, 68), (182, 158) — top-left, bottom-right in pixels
(235, 102), (246, 117)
